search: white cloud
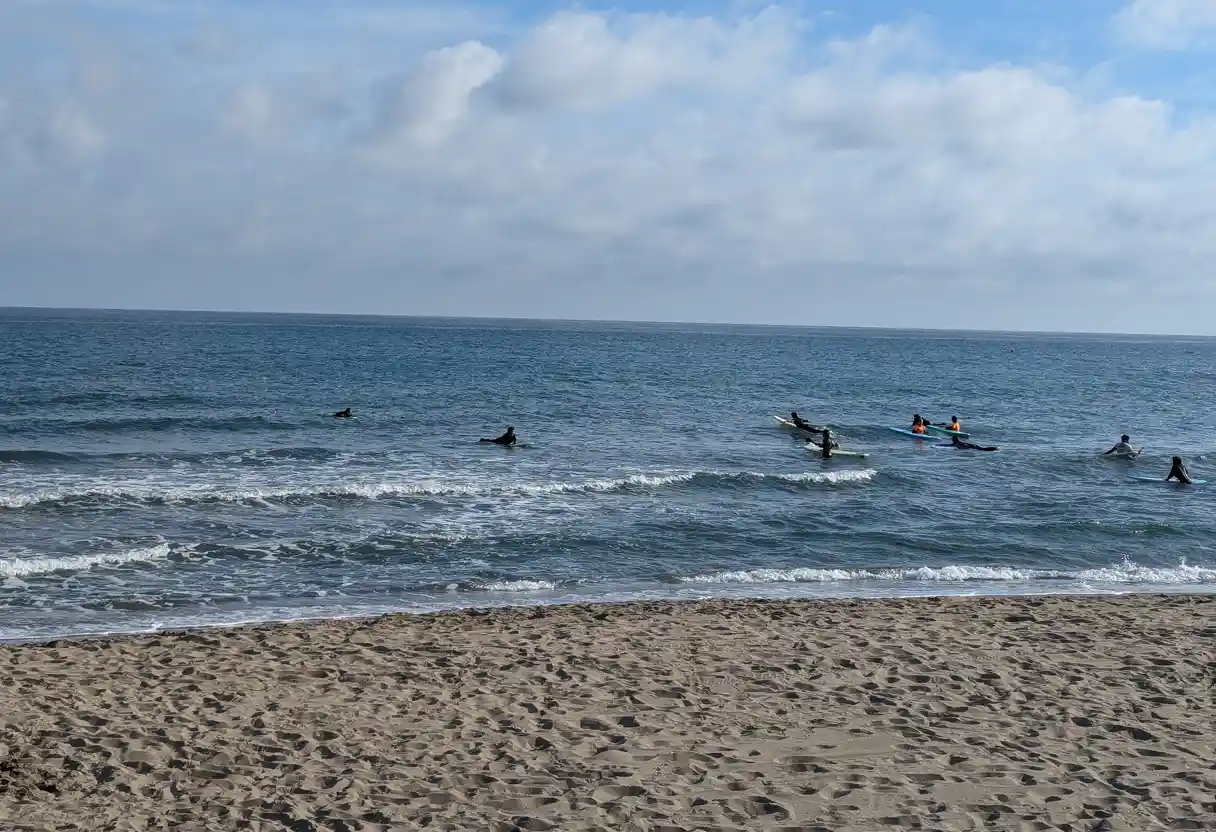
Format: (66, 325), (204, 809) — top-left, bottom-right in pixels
(5, 4), (1216, 332)
(1112, 0), (1216, 50)
(491, 8), (796, 111)
(372, 40), (503, 152)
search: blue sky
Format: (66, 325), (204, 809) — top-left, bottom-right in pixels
(4, 0), (1216, 333)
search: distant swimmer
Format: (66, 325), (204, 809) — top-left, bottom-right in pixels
(480, 426), (517, 447)
(1167, 456), (1193, 484)
(949, 436), (998, 452)
(790, 411), (820, 432)
(332, 408), (354, 418)
(1103, 435), (1140, 457)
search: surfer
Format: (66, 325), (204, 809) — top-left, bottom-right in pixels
(790, 411), (819, 432)
(911, 415), (927, 435)
(949, 436), (998, 452)
(1103, 435), (1138, 457)
(818, 429), (833, 458)
(948, 416), (961, 433)
(1166, 456), (1193, 484)
(332, 408), (353, 418)
(480, 426), (517, 447)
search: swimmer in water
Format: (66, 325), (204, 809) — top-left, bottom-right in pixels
(332, 408), (353, 418)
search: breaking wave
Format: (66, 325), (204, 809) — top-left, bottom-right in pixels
(0, 468), (877, 510)
(0, 544), (172, 579)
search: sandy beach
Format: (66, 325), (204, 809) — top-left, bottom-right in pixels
(1, 595), (1212, 831)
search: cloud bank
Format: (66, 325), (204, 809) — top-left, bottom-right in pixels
(2, 1), (1216, 333)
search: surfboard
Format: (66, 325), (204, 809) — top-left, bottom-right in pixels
(806, 444), (869, 459)
(1127, 475), (1206, 485)
(925, 424), (971, 439)
(889, 427), (935, 440)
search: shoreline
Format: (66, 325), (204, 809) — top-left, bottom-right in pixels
(4, 583), (1216, 646)
(2, 594), (1213, 830)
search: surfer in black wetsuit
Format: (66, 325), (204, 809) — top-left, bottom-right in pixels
(818, 429), (833, 458)
(332, 408), (353, 418)
(1166, 456), (1193, 484)
(480, 426), (517, 446)
(790, 411), (818, 432)
(949, 436), (998, 452)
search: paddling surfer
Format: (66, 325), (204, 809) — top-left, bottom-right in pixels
(480, 426), (517, 447)
(949, 436), (998, 452)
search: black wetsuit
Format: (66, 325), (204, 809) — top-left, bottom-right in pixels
(1167, 461), (1192, 483)
(951, 438), (998, 452)
(481, 431), (517, 446)
(332, 409), (353, 418)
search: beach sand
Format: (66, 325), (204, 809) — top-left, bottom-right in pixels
(1, 595), (1212, 831)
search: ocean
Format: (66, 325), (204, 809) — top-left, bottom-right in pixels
(2, 308), (1214, 641)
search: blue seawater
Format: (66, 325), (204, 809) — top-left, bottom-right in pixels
(2, 308), (1214, 640)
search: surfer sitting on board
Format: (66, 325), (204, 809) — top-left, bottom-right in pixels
(480, 426), (517, 447)
(949, 436), (998, 452)
(332, 408), (353, 418)
(948, 416), (961, 433)
(911, 415), (927, 435)
(1103, 435), (1139, 457)
(806, 429), (839, 453)
(1166, 456), (1193, 484)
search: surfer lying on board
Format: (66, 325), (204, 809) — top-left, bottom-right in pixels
(790, 411), (820, 432)
(1103, 435), (1139, 457)
(949, 436), (998, 452)
(332, 408), (353, 418)
(480, 426), (517, 446)
(1167, 456), (1193, 484)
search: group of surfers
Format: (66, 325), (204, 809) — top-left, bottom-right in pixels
(1103, 434), (1194, 483)
(789, 411), (997, 457)
(333, 405), (1194, 480)
(789, 411), (1196, 480)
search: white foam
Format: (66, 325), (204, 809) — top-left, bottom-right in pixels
(479, 579), (558, 592)
(680, 560), (1215, 586)
(0, 544), (171, 578)
(0, 468), (870, 509)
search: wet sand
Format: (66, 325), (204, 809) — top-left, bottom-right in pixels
(1, 594), (1213, 831)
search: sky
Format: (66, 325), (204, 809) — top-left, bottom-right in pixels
(3, 0), (1216, 334)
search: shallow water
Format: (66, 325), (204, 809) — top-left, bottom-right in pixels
(2, 308), (1213, 640)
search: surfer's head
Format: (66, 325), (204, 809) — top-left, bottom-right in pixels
(1121, 435), (1130, 443)
(1172, 456), (1183, 464)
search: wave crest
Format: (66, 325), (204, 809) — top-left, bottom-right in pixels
(0, 544), (172, 578)
(0, 468), (876, 510)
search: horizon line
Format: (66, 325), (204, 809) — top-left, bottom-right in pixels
(1, 304), (1212, 340)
